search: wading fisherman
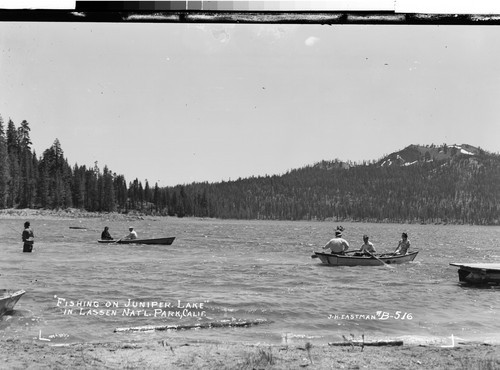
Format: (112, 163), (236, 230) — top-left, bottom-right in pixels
(22, 221), (34, 253)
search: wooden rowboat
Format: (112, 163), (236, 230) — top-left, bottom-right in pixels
(313, 251), (419, 266)
(0, 289), (26, 317)
(450, 263), (500, 285)
(97, 237), (175, 245)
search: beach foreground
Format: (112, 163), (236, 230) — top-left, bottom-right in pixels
(0, 338), (498, 369)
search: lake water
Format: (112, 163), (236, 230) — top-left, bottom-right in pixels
(1, 217), (499, 347)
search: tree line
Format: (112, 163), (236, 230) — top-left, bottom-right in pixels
(0, 116), (161, 214)
(1, 115), (499, 225)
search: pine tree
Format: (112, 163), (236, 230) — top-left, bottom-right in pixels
(101, 165), (116, 212)
(113, 174), (127, 210)
(17, 120), (35, 208)
(0, 115), (9, 208)
(6, 119), (20, 207)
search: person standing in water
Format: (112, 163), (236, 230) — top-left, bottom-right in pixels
(22, 221), (34, 253)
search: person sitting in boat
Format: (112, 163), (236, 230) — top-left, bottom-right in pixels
(355, 235), (377, 256)
(323, 230), (350, 255)
(101, 226), (113, 240)
(124, 226), (138, 240)
(394, 232), (410, 255)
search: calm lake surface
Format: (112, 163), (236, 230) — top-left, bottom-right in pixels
(1, 217), (499, 346)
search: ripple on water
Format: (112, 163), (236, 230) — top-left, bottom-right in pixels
(1, 219), (500, 345)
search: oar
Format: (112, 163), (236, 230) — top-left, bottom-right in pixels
(311, 244), (323, 258)
(311, 248), (356, 258)
(113, 238), (122, 244)
(390, 246), (399, 256)
(367, 251), (394, 268)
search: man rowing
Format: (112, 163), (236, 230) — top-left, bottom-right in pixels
(356, 234), (377, 256)
(123, 226), (138, 240)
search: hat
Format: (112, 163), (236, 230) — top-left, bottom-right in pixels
(335, 230), (342, 237)
(129, 226), (134, 229)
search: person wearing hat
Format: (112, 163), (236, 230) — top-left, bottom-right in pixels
(101, 226), (113, 241)
(394, 232), (410, 255)
(356, 235), (377, 256)
(22, 221), (34, 253)
(124, 226), (138, 240)
(322, 229), (350, 255)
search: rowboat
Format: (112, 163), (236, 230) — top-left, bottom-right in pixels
(312, 251), (419, 266)
(450, 263), (500, 285)
(0, 289), (26, 317)
(97, 237), (175, 245)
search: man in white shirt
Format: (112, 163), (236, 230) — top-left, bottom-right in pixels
(323, 230), (350, 254)
(125, 226), (138, 240)
(358, 235), (376, 256)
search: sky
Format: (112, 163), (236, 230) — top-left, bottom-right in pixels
(1, 21), (500, 186)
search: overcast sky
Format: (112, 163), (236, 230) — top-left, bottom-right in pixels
(1, 22), (499, 186)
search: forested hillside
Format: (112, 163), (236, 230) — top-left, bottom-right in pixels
(1, 115), (499, 225)
(159, 144), (500, 225)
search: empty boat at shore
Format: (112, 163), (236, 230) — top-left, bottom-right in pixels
(0, 289), (26, 317)
(450, 263), (500, 285)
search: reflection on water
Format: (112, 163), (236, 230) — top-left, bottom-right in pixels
(1, 218), (499, 345)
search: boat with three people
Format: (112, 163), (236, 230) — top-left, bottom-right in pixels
(312, 251), (419, 267)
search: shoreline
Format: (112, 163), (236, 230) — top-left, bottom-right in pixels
(0, 208), (152, 222)
(1, 337), (498, 369)
(0, 208), (493, 226)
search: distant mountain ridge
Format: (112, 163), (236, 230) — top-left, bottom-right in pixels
(163, 143), (500, 225)
(377, 144), (482, 167)
(313, 144), (486, 170)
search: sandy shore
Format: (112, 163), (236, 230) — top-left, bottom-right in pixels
(0, 208), (150, 221)
(0, 338), (498, 369)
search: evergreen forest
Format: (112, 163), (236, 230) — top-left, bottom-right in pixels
(1, 116), (499, 225)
